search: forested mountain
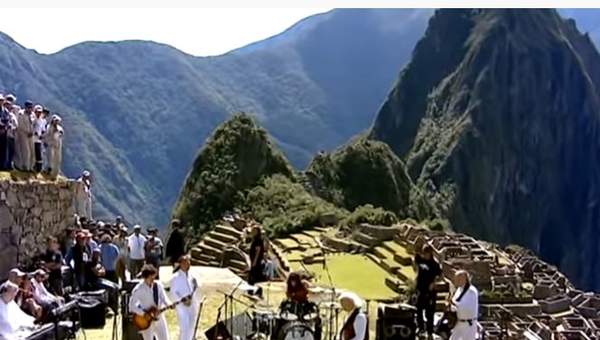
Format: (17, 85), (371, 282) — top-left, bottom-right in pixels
(369, 9), (600, 290)
(0, 9), (431, 226)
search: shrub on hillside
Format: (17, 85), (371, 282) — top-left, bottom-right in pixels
(342, 204), (398, 227)
(243, 174), (346, 237)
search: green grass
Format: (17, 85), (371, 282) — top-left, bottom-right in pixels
(276, 238), (300, 249)
(383, 240), (411, 258)
(299, 254), (397, 300)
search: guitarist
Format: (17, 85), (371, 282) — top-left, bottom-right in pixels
(449, 270), (479, 340)
(129, 264), (171, 340)
(170, 255), (201, 340)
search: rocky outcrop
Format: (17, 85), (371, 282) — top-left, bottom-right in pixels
(0, 178), (77, 278)
(369, 9), (600, 290)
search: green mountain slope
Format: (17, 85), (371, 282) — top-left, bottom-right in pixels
(370, 9), (600, 290)
(0, 9), (431, 226)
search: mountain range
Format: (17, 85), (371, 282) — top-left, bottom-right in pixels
(0, 9), (432, 226)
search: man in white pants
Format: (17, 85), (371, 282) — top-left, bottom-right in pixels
(129, 264), (171, 340)
(74, 170), (93, 219)
(450, 270), (479, 340)
(170, 255), (201, 340)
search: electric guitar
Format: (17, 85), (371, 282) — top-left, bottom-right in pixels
(132, 285), (197, 331)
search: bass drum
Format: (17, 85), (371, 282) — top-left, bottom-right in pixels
(277, 322), (315, 340)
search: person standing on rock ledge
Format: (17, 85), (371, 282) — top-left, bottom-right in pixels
(74, 170), (93, 219)
(15, 101), (35, 172)
(44, 114), (64, 177)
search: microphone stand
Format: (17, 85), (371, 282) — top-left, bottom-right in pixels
(192, 296), (207, 340)
(318, 240), (336, 340)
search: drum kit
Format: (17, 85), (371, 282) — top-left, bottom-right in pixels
(249, 287), (342, 340)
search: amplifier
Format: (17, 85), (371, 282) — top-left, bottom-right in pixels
(376, 303), (417, 340)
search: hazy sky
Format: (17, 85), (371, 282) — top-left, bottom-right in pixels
(0, 8), (330, 56)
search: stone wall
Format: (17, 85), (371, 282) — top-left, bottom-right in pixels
(0, 178), (77, 279)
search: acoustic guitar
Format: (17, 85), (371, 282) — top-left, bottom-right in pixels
(132, 286), (197, 331)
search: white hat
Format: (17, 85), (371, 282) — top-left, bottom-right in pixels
(33, 104), (43, 112)
(51, 114), (62, 122)
(5, 94), (16, 102)
(9, 268), (26, 277)
(339, 291), (364, 308)
(82, 170), (91, 177)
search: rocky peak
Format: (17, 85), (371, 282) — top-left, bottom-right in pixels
(369, 9), (600, 290)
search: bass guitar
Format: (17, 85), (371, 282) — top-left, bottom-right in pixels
(132, 286), (197, 331)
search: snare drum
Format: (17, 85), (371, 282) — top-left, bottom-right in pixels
(253, 310), (277, 335)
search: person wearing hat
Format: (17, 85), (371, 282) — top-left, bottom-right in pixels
(0, 281), (36, 337)
(128, 225), (147, 279)
(15, 100), (35, 171)
(129, 264), (171, 340)
(31, 268), (64, 311)
(166, 219), (187, 266)
(43, 114), (64, 177)
(74, 170), (93, 219)
(31, 105), (46, 172)
(339, 291), (367, 340)
(144, 228), (164, 279)
(169, 255), (200, 340)
(43, 236), (65, 296)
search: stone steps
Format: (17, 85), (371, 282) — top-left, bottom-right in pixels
(227, 259), (249, 271)
(204, 236), (228, 250)
(214, 224), (244, 238)
(210, 231), (239, 245)
(196, 243), (222, 258)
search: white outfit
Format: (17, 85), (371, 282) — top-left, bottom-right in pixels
(32, 117), (47, 143)
(15, 111), (33, 171)
(0, 299), (35, 340)
(44, 124), (63, 176)
(74, 177), (92, 219)
(170, 270), (201, 340)
(128, 281), (171, 340)
(450, 285), (479, 340)
(31, 279), (60, 307)
(128, 234), (147, 260)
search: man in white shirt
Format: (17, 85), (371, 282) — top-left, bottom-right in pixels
(450, 270), (479, 340)
(128, 264), (171, 340)
(0, 281), (35, 339)
(128, 225), (147, 278)
(339, 291), (367, 340)
(169, 255), (201, 340)
(31, 269), (63, 310)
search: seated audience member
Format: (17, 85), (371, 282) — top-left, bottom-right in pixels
(85, 248), (106, 290)
(18, 276), (42, 320)
(100, 234), (120, 284)
(31, 269), (63, 314)
(0, 281), (36, 338)
(43, 236), (64, 296)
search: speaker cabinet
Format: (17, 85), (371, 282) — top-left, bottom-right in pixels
(376, 303), (417, 340)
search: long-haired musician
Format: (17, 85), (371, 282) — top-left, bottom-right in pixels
(449, 270), (479, 340)
(129, 264), (171, 340)
(339, 292), (367, 340)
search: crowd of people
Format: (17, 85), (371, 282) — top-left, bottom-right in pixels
(0, 93), (64, 176)
(0, 213), (188, 338)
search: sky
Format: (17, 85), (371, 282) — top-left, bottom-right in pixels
(0, 8), (330, 56)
